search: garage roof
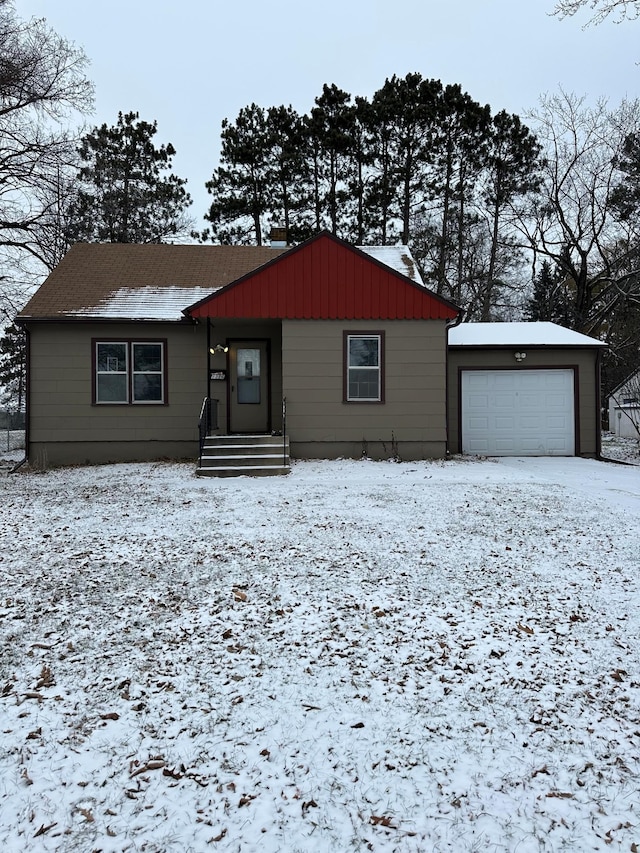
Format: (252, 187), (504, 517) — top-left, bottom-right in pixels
(449, 321), (606, 347)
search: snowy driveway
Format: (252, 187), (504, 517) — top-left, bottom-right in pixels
(494, 455), (640, 514)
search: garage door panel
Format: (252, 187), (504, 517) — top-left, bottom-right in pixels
(547, 437), (571, 451)
(461, 369), (575, 456)
(520, 438), (548, 452)
(467, 393), (490, 410)
(546, 415), (569, 429)
(492, 374), (518, 389)
(469, 419), (491, 432)
(494, 393), (518, 409)
(495, 416), (516, 430)
(520, 415), (544, 429)
(466, 439), (490, 453)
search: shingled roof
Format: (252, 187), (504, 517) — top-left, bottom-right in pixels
(18, 243), (287, 321)
(17, 236), (447, 322)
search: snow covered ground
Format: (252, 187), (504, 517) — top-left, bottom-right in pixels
(1, 452), (639, 852)
(601, 431), (639, 466)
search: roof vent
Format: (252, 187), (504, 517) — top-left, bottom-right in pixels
(269, 227), (288, 248)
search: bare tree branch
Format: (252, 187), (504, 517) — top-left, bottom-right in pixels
(551, 0), (640, 26)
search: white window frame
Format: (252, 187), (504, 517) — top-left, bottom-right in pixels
(131, 342), (165, 404)
(345, 333), (383, 402)
(95, 342), (129, 404)
(94, 340), (166, 405)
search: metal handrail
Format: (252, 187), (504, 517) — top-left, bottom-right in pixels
(282, 397), (287, 467)
(198, 397), (218, 465)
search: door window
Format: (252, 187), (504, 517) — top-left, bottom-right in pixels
(237, 348), (261, 404)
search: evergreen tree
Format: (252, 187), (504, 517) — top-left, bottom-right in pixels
(421, 84), (489, 303)
(369, 74), (441, 245)
(305, 84), (357, 236)
(477, 110), (543, 320)
(0, 323), (26, 412)
(525, 258), (574, 324)
(197, 75), (542, 322)
(203, 104), (273, 245)
(362, 88), (400, 244)
(70, 111), (192, 244)
(265, 105), (311, 243)
(610, 131), (640, 229)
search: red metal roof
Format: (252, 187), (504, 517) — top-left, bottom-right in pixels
(186, 232), (459, 321)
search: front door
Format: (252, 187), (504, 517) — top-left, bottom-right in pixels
(228, 340), (270, 433)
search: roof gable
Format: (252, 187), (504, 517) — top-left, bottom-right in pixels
(610, 368), (640, 397)
(187, 232), (458, 321)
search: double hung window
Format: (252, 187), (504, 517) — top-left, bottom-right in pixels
(94, 340), (165, 404)
(344, 333), (384, 402)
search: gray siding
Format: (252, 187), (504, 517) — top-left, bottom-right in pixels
(26, 317), (449, 466)
(206, 320), (283, 435)
(282, 319), (449, 460)
(27, 322), (207, 466)
(447, 347), (601, 457)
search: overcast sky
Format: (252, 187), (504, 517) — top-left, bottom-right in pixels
(17, 0), (640, 228)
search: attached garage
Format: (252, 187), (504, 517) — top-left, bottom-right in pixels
(461, 368), (575, 455)
(448, 322), (606, 458)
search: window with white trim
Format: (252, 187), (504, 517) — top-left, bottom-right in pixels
(345, 333), (383, 402)
(94, 341), (165, 404)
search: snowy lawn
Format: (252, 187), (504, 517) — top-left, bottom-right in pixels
(1, 456), (639, 852)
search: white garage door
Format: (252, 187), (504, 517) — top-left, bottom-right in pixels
(461, 369), (575, 456)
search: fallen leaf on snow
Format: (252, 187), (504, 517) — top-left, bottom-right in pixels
(33, 823), (57, 837)
(370, 815), (396, 828)
(130, 759), (166, 777)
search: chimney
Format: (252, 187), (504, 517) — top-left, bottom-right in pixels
(269, 226), (288, 248)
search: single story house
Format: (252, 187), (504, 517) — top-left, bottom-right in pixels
(16, 231), (606, 472)
(607, 370), (640, 440)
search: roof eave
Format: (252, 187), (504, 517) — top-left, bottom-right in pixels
(449, 342), (608, 349)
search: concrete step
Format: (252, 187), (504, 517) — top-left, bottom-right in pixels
(196, 464), (290, 478)
(201, 442), (288, 456)
(197, 434), (290, 477)
(204, 434), (288, 446)
(199, 453), (289, 468)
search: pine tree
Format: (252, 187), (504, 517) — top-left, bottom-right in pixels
(69, 112), (192, 244)
(369, 74), (441, 245)
(305, 84), (357, 236)
(525, 259), (574, 324)
(0, 324), (26, 412)
(203, 104), (273, 245)
(422, 83), (490, 303)
(610, 131), (640, 229)
(477, 110), (543, 320)
(265, 105), (311, 243)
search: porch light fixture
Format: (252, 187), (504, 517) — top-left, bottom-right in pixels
(514, 351), (527, 362)
(209, 344), (229, 354)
